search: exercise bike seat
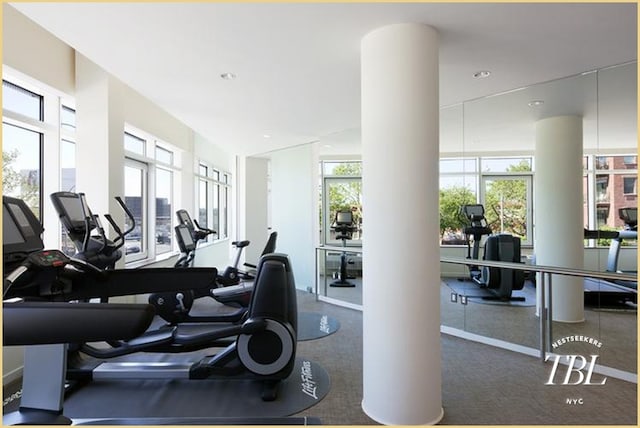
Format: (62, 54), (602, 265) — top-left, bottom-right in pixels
(232, 240), (250, 248)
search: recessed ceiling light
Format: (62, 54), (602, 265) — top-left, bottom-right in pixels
(220, 72), (236, 80)
(528, 100), (544, 107)
(473, 70), (491, 79)
(263, 134), (271, 139)
(323, 144), (332, 149)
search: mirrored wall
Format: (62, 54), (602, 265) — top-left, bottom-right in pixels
(258, 61), (637, 376)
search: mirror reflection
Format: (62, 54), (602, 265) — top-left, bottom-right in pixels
(257, 61), (637, 376)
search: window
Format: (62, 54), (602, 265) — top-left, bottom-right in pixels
(124, 127), (181, 263)
(3, 76), (82, 250)
(155, 167), (173, 255)
(2, 80), (45, 220)
(60, 105), (76, 132)
(196, 161), (231, 242)
(623, 176), (637, 195)
(124, 161), (147, 261)
(595, 175), (610, 203)
(2, 80), (43, 120)
(156, 146), (173, 165)
(439, 158), (478, 245)
(481, 157), (532, 173)
(59, 104), (77, 256)
(438, 157), (533, 245)
(124, 132), (146, 156)
(2, 123), (42, 218)
(581, 154), (636, 243)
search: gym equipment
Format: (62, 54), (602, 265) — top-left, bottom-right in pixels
(3, 299), (155, 425)
(43, 192), (221, 304)
(4, 274), (317, 424)
(607, 207), (637, 276)
(70, 253), (299, 402)
(242, 231), (278, 280)
(176, 209), (251, 286)
(3, 202), (299, 402)
(149, 223), (252, 324)
(460, 204), (525, 301)
(50, 192), (250, 323)
(330, 210), (357, 287)
(582, 207), (637, 304)
(50, 191), (134, 270)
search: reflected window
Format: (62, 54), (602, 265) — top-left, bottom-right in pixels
(481, 157), (532, 173)
(323, 161), (362, 176)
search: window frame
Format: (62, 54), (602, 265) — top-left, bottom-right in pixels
(195, 160), (232, 244)
(123, 125), (181, 264)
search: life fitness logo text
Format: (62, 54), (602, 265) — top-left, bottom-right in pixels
(545, 335), (607, 406)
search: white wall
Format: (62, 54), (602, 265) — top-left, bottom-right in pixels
(270, 144), (318, 290)
(243, 157), (270, 263)
(3, 4), (74, 95)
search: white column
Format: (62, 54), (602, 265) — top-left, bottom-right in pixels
(361, 23), (442, 425)
(535, 115), (584, 322)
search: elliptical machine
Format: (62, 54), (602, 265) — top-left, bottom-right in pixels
(4, 195), (300, 403)
(148, 223), (252, 324)
(330, 210), (357, 288)
(176, 209), (250, 286)
(460, 204), (525, 301)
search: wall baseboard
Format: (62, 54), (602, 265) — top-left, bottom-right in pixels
(3, 367), (23, 387)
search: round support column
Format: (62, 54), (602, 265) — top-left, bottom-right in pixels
(361, 23), (443, 425)
(534, 115), (584, 322)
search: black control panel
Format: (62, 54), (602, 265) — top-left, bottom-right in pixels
(27, 250), (70, 269)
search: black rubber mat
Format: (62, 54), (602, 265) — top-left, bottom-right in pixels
(3, 357), (330, 420)
(297, 312), (340, 341)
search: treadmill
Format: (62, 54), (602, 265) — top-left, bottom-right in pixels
(583, 207), (637, 306)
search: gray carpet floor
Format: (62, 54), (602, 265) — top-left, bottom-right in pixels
(4, 287), (636, 425)
(294, 289), (637, 425)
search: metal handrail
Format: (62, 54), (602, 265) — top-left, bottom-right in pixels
(440, 256), (637, 285)
(317, 246), (637, 361)
(440, 255), (637, 361)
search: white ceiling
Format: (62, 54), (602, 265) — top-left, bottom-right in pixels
(9, 2), (637, 156)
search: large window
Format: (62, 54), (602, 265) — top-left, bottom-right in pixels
(124, 127), (180, 263)
(2, 80), (44, 219)
(2, 75), (79, 251)
(196, 162), (231, 242)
